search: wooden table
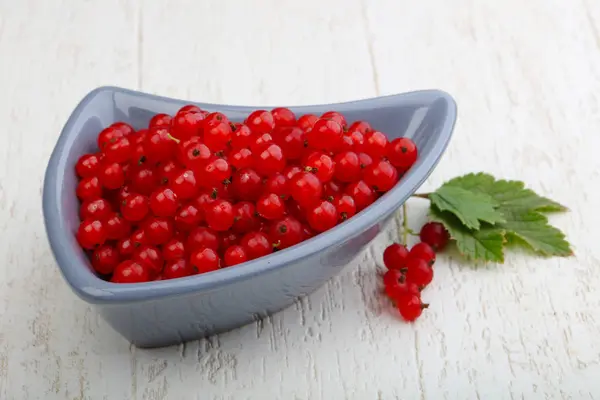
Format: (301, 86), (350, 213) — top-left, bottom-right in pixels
(1, 1), (598, 398)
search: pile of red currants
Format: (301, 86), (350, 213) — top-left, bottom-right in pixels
(74, 104), (418, 284)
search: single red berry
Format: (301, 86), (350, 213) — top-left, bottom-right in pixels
(130, 167), (156, 195)
(202, 158), (232, 186)
(178, 141), (212, 171)
(111, 260), (151, 283)
(80, 198), (112, 221)
(283, 165), (302, 181)
(419, 222), (450, 251)
(190, 247), (220, 274)
(253, 143), (286, 177)
(383, 243), (409, 271)
(230, 124), (254, 149)
(204, 199), (235, 231)
(397, 295), (429, 322)
(405, 257), (434, 287)
(76, 176), (102, 201)
(231, 168), (262, 201)
(104, 137), (132, 164)
(269, 216), (303, 250)
(264, 173), (289, 199)
(348, 130), (365, 152)
(162, 238), (186, 261)
(250, 133), (274, 153)
(240, 231), (272, 260)
(387, 137), (418, 171)
(290, 171), (323, 208)
(256, 193), (286, 220)
(144, 216), (174, 245)
(345, 180), (376, 211)
(92, 244), (120, 275)
(110, 122), (134, 136)
(163, 259), (194, 280)
(333, 151), (361, 183)
(131, 129), (148, 146)
(409, 242), (436, 266)
(230, 147), (254, 170)
(286, 199), (307, 223)
(121, 194), (149, 222)
(149, 113), (172, 129)
(347, 120), (372, 134)
(383, 272), (421, 299)
(220, 232), (240, 251)
(358, 152), (373, 170)
(204, 111), (230, 125)
(272, 107), (296, 127)
(170, 170), (199, 200)
(179, 105), (202, 114)
(174, 203), (203, 232)
(323, 181), (344, 200)
(105, 212), (132, 240)
(99, 162), (125, 190)
(204, 120), (233, 151)
(363, 131), (389, 158)
(116, 184), (133, 204)
(97, 126), (124, 150)
(306, 119), (343, 151)
(338, 134), (354, 152)
(304, 151), (334, 182)
(363, 159), (399, 192)
(171, 110), (205, 140)
(130, 228), (147, 248)
(75, 153), (101, 178)
(307, 200), (337, 232)
(246, 110), (275, 134)
(149, 188), (178, 217)
(132, 244), (164, 274)
(186, 226), (219, 252)
(145, 127), (177, 162)
(223, 245), (248, 267)
(131, 144), (149, 168)
(77, 219), (107, 249)
(275, 126), (306, 160)
(335, 195), (356, 221)
(320, 111), (347, 129)
(194, 188), (217, 212)
(232, 201), (259, 233)
(297, 114), (318, 131)
(155, 160), (181, 186)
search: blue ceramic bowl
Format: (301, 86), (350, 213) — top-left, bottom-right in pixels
(43, 86), (456, 347)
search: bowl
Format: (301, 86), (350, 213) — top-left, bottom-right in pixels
(43, 86), (456, 348)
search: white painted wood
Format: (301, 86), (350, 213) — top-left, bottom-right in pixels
(0, 0), (599, 398)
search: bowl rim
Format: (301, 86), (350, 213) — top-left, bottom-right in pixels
(43, 86), (457, 304)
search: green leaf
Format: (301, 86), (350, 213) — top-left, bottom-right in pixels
(499, 210), (573, 256)
(430, 205), (506, 263)
(428, 186), (505, 230)
(442, 173), (567, 213)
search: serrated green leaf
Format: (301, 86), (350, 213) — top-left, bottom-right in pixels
(441, 173), (567, 213)
(429, 186), (505, 230)
(499, 210), (573, 256)
(430, 206), (505, 263)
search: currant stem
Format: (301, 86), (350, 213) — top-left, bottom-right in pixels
(402, 202), (409, 246)
(167, 134), (180, 144)
(412, 193), (430, 199)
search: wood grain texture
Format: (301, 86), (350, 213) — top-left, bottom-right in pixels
(0, 0), (599, 398)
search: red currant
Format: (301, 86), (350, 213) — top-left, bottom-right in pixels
(190, 248), (220, 274)
(250, 133), (274, 153)
(104, 137), (132, 164)
(204, 199), (235, 231)
(174, 203), (203, 232)
(387, 137), (418, 171)
(363, 159), (398, 192)
(323, 180), (343, 200)
(149, 113), (172, 129)
(363, 131), (389, 158)
(132, 244), (164, 274)
(179, 105), (203, 114)
(272, 107), (296, 127)
(155, 160), (181, 186)
(240, 232), (272, 260)
(202, 158), (232, 186)
(178, 141), (212, 171)
(231, 168), (262, 201)
(269, 216), (303, 250)
(232, 201), (259, 233)
(105, 212), (132, 240)
(304, 151), (334, 182)
(111, 260), (150, 283)
(347, 130), (365, 152)
(171, 110), (205, 140)
(92, 244), (120, 275)
(162, 238), (186, 261)
(253, 143), (286, 177)
(246, 110), (275, 134)
(223, 245), (248, 267)
(204, 120), (232, 151)
(97, 126), (124, 150)
(344, 180), (376, 211)
(256, 193), (286, 220)
(405, 257), (434, 287)
(129, 167), (156, 195)
(204, 112), (230, 125)
(321, 111), (347, 129)
(358, 152), (373, 170)
(75, 153), (101, 178)
(383, 271), (420, 299)
(110, 122), (134, 136)
(149, 188), (178, 217)
(130, 228), (147, 248)
(99, 162), (125, 190)
(144, 216), (174, 245)
(307, 200), (337, 232)
(275, 126), (306, 160)
(333, 151), (361, 182)
(383, 243), (409, 271)
(230, 148), (254, 170)
(306, 119), (342, 151)
(80, 198), (112, 221)
(170, 170), (199, 200)
(290, 171), (323, 208)
(347, 120), (372, 134)
(163, 259), (194, 280)
(408, 242), (436, 265)
(297, 114), (318, 131)
(145, 127), (177, 162)
(186, 226), (219, 252)
(419, 222), (450, 251)
(397, 295), (428, 322)
(76, 177), (102, 201)
(334, 194), (356, 221)
(264, 173), (289, 199)
(77, 219), (107, 249)
(220, 232), (240, 251)
(231, 124), (254, 149)
(121, 194), (149, 222)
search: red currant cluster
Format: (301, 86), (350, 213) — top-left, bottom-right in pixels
(74, 104), (419, 284)
(382, 222), (449, 321)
